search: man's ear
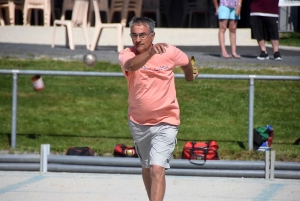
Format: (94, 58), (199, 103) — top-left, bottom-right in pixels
(151, 32), (155, 41)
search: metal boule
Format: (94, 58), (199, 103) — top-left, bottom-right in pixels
(83, 53), (97, 67)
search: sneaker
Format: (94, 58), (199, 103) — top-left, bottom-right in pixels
(257, 51), (269, 60)
(274, 52), (282, 61)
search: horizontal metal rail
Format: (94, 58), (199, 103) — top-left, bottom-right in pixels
(0, 154), (266, 170)
(0, 153), (299, 179)
(1, 70), (300, 80)
(1, 69), (300, 150)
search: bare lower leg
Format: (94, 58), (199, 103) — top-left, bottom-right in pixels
(258, 40), (267, 52)
(229, 20), (237, 54)
(142, 168), (152, 200)
(218, 20), (229, 55)
(150, 165), (166, 201)
(270, 40), (279, 53)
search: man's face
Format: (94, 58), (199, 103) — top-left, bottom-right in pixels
(130, 24), (155, 54)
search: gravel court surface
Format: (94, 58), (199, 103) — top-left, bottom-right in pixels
(0, 171), (299, 201)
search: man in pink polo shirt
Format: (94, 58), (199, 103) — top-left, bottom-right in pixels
(119, 16), (198, 201)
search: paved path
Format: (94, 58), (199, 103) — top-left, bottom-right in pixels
(0, 26), (299, 71)
(0, 171), (299, 201)
(0, 43), (299, 72)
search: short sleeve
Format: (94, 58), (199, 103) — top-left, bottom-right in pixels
(171, 45), (189, 67)
(119, 48), (136, 72)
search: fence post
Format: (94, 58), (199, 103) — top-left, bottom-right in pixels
(248, 76), (255, 150)
(40, 144), (50, 173)
(11, 72), (18, 149)
(270, 150), (276, 179)
(265, 150), (270, 179)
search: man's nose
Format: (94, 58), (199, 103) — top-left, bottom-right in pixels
(136, 35), (142, 41)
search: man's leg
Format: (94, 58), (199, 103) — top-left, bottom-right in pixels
(258, 39), (267, 52)
(150, 165), (166, 201)
(142, 167), (152, 200)
(147, 123), (177, 201)
(271, 39), (282, 60)
(142, 165), (166, 201)
(270, 40), (279, 53)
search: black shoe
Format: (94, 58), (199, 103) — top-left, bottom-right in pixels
(257, 51), (269, 60)
(274, 52), (282, 61)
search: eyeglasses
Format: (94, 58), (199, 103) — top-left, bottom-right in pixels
(129, 33), (152, 40)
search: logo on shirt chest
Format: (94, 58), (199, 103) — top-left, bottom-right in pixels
(141, 65), (169, 71)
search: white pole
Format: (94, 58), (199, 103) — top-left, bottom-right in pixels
(265, 150), (270, 179)
(40, 144), (50, 173)
(270, 150), (276, 179)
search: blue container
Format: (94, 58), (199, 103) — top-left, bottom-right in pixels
(257, 141), (271, 152)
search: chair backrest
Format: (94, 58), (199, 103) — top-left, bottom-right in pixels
(128, 0), (142, 15)
(24, 0), (50, 8)
(93, 0), (126, 25)
(142, 0), (159, 9)
(110, 0), (140, 25)
(0, 0), (23, 5)
(23, 0), (51, 26)
(184, 0), (207, 12)
(88, 0), (109, 24)
(97, 0), (109, 11)
(71, 0), (89, 26)
(0, 0), (24, 21)
(61, 0), (75, 20)
(109, 0), (123, 17)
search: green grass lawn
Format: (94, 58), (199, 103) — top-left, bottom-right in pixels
(279, 32), (300, 47)
(265, 31), (300, 47)
(0, 59), (299, 162)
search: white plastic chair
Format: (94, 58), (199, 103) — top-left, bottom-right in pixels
(87, 0), (109, 26)
(0, 3), (4, 25)
(89, 0), (125, 52)
(60, 0), (74, 20)
(142, 0), (160, 27)
(182, 0), (208, 28)
(0, 0), (23, 25)
(52, 0), (90, 50)
(109, 0), (142, 25)
(23, 0), (52, 26)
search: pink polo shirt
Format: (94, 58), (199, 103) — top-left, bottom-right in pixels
(119, 45), (189, 125)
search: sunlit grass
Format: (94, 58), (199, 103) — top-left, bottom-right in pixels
(0, 59), (299, 161)
(266, 31), (300, 47)
(279, 32), (300, 47)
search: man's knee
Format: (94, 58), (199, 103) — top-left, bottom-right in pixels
(150, 165), (165, 179)
(143, 167), (151, 175)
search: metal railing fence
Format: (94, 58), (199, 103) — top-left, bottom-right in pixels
(0, 69), (300, 150)
(0, 145), (299, 179)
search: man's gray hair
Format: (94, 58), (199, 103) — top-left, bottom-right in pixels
(128, 17), (155, 33)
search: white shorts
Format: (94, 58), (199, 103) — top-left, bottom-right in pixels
(128, 119), (178, 169)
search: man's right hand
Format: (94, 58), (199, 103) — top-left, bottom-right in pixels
(150, 43), (168, 55)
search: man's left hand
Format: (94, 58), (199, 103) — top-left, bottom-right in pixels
(193, 66), (199, 80)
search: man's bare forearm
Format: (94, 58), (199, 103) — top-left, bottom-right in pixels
(124, 43), (168, 72)
(124, 51), (153, 71)
(182, 60), (194, 81)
